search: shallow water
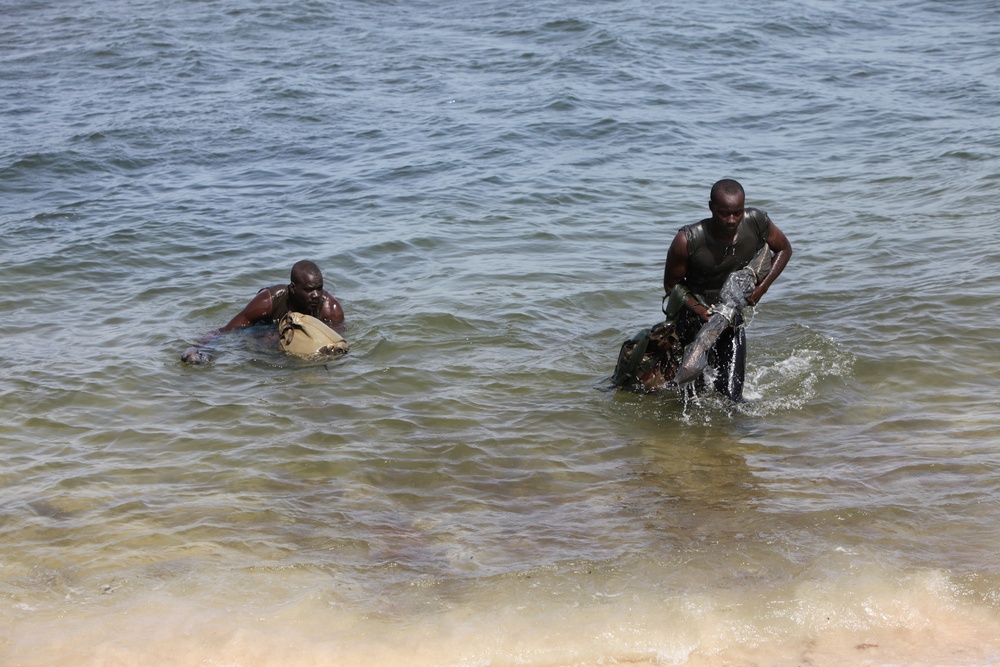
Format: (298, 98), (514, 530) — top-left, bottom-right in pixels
(3, 0), (1000, 665)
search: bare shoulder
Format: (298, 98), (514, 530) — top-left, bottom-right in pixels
(766, 220), (792, 251)
(320, 292), (345, 325)
(247, 287), (276, 314)
(668, 228), (689, 256)
(220, 288), (274, 332)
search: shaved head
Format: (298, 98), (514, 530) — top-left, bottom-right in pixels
(710, 179), (745, 204)
(290, 260), (322, 285)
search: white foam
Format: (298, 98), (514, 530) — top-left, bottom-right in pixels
(5, 566), (1000, 667)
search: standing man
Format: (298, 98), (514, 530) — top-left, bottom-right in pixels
(663, 179), (792, 400)
(182, 259), (344, 364)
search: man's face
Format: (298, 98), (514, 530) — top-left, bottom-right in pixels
(291, 271), (324, 311)
(709, 191), (745, 234)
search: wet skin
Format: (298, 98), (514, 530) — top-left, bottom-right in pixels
(707, 190), (745, 245)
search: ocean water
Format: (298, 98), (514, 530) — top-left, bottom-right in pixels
(2, 0), (1000, 664)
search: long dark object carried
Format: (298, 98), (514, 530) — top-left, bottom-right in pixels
(672, 246), (771, 386)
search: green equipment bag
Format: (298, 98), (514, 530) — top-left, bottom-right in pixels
(612, 320), (684, 393)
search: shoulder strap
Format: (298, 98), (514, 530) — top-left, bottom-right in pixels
(257, 285), (288, 320)
(683, 220), (706, 250)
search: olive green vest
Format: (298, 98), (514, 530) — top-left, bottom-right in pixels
(261, 284), (320, 321)
(681, 208), (771, 304)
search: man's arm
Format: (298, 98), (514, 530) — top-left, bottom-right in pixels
(748, 222), (792, 306)
(218, 289), (274, 333)
(181, 290), (273, 364)
(664, 230), (711, 322)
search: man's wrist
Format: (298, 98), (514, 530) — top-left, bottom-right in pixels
(687, 301), (708, 318)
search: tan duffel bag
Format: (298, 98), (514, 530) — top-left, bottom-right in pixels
(278, 312), (349, 358)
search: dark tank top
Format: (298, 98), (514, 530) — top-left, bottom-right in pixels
(261, 285), (320, 321)
(682, 207), (771, 303)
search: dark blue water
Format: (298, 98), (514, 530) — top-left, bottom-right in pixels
(3, 0), (1000, 664)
